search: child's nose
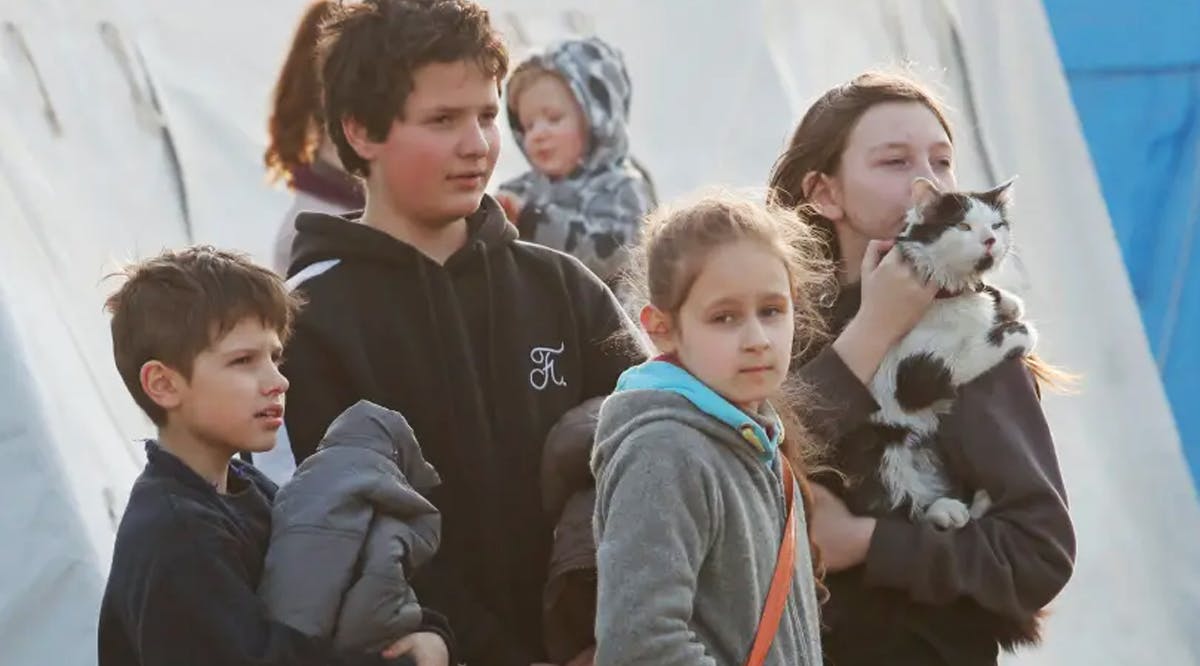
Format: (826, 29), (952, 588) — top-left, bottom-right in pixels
(265, 366), (289, 396)
(743, 321), (771, 350)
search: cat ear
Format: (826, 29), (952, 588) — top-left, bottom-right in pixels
(981, 177), (1017, 210)
(910, 177), (942, 210)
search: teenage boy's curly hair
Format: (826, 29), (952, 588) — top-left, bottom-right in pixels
(318, 0), (509, 177)
(104, 246), (303, 426)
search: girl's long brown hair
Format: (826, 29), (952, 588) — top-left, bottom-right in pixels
(624, 189), (838, 601)
(768, 70), (1073, 392)
(264, 0), (335, 186)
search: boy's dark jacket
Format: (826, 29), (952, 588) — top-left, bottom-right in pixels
(97, 441), (448, 666)
(280, 195), (641, 665)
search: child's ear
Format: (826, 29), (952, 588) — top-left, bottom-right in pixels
(802, 171), (844, 221)
(341, 115), (382, 163)
(910, 177), (942, 210)
(140, 360), (185, 413)
(639, 304), (676, 355)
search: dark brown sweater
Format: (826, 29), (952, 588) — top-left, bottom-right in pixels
(793, 288), (1075, 666)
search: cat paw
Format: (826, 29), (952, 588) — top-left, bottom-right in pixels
(924, 497), (971, 530)
(996, 291), (1025, 320)
(969, 489), (992, 519)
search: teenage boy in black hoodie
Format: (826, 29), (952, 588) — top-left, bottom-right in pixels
(97, 246), (453, 666)
(271, 1), (643, 665)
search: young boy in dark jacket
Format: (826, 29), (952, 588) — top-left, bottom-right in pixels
(97, 246), (452, 666)
(268, 2), (643, 664)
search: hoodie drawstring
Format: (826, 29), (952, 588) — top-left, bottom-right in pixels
(476, 240), (501, 432)
(416, 259), (470, 481)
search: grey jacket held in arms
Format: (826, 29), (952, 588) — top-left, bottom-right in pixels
(592, 390), (822, 666)
(259, 400), (441, 652)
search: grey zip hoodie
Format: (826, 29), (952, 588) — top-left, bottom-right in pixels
(591, 384), (822, 666)
(259, 401), (441, 652)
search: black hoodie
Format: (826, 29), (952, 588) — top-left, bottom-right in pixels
(279, 196), (641, 666)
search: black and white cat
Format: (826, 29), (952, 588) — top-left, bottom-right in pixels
(853, 177), (1036, 529)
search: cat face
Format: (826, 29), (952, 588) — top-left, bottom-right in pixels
(897, 178), (1015, 290)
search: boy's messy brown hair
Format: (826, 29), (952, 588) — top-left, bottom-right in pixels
(318, 0), (509, 177)
(104, 246), (303, 426)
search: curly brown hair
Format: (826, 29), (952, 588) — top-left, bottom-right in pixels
(317, 0), (509, 177)
(264, 0), (336, 186)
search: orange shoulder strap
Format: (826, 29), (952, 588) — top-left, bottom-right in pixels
(744, 456), (797, 666)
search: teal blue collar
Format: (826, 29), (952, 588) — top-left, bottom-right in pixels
(615, 358), (783, 463)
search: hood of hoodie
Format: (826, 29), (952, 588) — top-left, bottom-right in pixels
(506, 37), (633, 176)
(593, 370), (784, 485)
(287, 194), (515, 278)
(610, 359), (783, 460)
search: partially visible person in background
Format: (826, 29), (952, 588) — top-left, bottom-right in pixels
(496, 36), (655, 287)
(264, 0), (364, 275)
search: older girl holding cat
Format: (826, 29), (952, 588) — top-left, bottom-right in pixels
(767, 71), (1075, 666)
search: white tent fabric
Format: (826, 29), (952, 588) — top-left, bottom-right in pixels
(1, 0), (1196, 664)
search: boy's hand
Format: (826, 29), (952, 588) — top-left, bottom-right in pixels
(565, 645), (595, 666)
(496, 191), (525, 222)
(381, 631), (449, 666)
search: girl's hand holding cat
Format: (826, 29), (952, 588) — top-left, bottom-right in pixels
(834, 240), (939, 385)
(858, 240), (939, 345)
(809, 482), (876, 573)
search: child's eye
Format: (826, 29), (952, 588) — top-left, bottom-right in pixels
(231, 355), (253, 366)
(711, 313), (737, 324)
(480, 111), (498, 125)
(935, 157), (953, 169)
(761, 306), (785, 318)
(431, 115), (453, 126)
(883, 158), (908, 167)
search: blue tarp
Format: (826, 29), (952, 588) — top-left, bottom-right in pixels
(1044, 1), (1200, 485)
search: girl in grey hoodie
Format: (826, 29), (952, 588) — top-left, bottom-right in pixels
(592, 191), (829, 666)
